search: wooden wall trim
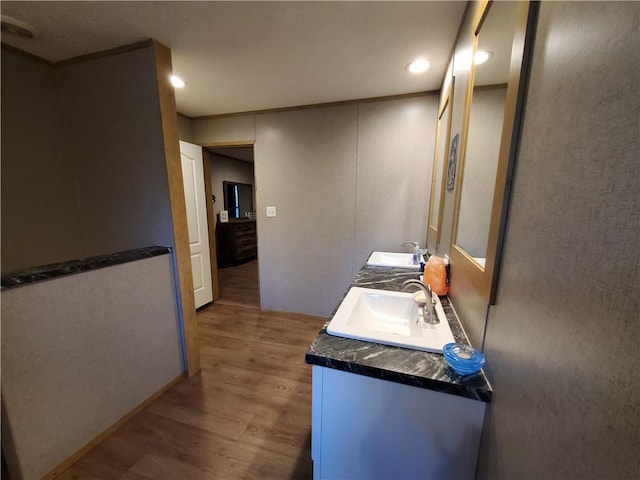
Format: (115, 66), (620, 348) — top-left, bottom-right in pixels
(200, 141), (256, 148)
(202, 152), (220, 301)
(152, 40), (201, 377)
(193, 90), (439, 121)
(446, 1), (473, 71)
(41, 374), (183, 480)
(474, 83), (509, 92)
(487, 1), (538, 304)
(54, 39), (153, 66)
(431, 78), (455, 252)
(2, 39), (155, 68)
(0, 42), (53, 65)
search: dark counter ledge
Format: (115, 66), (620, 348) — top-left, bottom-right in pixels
(305, 264), (493, 403)
(1, 246), (172, 289)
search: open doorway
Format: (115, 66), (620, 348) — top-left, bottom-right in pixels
(205, 145), (260, 309)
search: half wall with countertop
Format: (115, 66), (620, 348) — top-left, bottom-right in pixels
(1, 41), (193, 479)
(1, 249), (183, 480)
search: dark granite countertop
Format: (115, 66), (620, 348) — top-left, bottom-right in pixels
(305, 265), (493, 402)
(1, 246), (172, 289)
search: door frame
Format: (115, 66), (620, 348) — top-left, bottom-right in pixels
(202, 150), (220, 301)
(153, 41), (200, 376)
(155, 42), (256, 377)
(201, 141), (257, 305)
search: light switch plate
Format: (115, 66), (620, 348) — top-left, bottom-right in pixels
(266, 206), (277, 217)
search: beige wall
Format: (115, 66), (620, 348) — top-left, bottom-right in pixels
(194, 95), (437, 316)
(254, 105), (358, 315)
(177, 113), (195, 142)
(1, 45), (176, 271)
(477, 2), (640, 478)
(1, 48), (84, 271)
(194, 114), (255, 144)
(57, 47), (175, 256)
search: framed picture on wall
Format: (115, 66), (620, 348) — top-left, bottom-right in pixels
(447, 133), (459, 190)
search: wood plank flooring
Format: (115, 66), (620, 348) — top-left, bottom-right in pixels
(57, 303), (326, 480)
(216, 260), (260, 309)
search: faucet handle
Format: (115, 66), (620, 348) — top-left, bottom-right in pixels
(401, 279), (439, 325)
(401, 241), (419, 250)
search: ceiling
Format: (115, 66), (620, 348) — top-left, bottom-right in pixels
(1, 1), (467, 118)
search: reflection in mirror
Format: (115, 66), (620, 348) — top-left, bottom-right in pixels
(427, 82), (454, 254)
(455, 1), (518, 267)
(223, 181), (254, 219)
(447, 0), (533, 347)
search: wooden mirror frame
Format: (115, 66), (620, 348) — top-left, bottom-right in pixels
(449, 0), (534, 307)
(427, 78), (455, 255)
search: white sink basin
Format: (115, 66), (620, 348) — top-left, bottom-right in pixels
(366, 251), (423, 269)
(327, 287), (455, 353)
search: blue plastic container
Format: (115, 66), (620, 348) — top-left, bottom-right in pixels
(443, 343), (485, 375)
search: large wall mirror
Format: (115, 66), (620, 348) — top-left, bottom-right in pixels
(450, 0), (532, 316)
(223, 181), (254, 219)
(455, 1), (517, 268)
(427, 79), (454, 254)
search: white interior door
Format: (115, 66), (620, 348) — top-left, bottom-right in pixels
(179, 140), (213, 308)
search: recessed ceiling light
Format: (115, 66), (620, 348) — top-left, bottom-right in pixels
(406, 58), (430, 74)
(474, 50), (493, 65)
(170, 75), (186, 88)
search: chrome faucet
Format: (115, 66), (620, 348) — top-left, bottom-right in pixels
(401, 241), (419, 251)
(401, 279), (439, 325)
(401, 241), (422, 265)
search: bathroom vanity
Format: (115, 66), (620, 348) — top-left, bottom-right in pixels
(305, 265), (492, 480)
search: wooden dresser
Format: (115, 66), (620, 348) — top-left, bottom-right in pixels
(216, 219), (257, 267)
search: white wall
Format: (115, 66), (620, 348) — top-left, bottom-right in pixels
(477, 2), (640, 478)
(193, 95), (437, 316)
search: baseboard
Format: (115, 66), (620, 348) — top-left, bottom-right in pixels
(41, 373), (184, 480)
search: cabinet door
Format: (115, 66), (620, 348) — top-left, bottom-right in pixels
(312, 366), (485, 480)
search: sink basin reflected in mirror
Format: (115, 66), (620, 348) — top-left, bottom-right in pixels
(327, 287), (455, 353)
(366, 251), (423, 269)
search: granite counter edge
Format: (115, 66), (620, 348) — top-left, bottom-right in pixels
(305, 263), (493, 403)
(2, 246), (172, 289)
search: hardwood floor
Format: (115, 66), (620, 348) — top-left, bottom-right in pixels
(57, 303), (326, 480)
(216, 260), (260, 309)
